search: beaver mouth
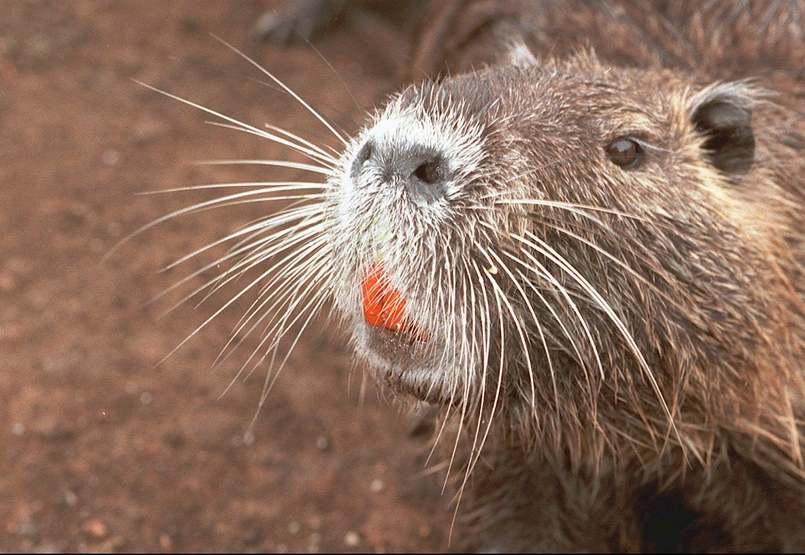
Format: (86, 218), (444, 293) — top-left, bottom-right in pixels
(361, 263), (426, 342)
(359, 263), (447, 400)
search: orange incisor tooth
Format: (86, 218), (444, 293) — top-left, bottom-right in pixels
(362, 263), (408, 331)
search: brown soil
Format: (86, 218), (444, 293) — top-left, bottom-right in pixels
(1, 1), (451, 552)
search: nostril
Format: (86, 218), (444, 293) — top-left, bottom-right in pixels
(357, 141), (373, 165)
(413, 160), (442, 184)
(351, 138), (448, 202)
(351, 140), (374, 178)
(404, 154), (448, 203)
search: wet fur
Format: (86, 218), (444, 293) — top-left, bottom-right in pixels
(331, 51), (805, 550)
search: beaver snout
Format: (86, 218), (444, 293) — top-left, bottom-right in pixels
(351, 136), (450, 204)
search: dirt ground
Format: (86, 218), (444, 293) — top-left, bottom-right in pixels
(1, 1), (452, 552)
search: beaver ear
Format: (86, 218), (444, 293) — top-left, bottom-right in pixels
(690, 85), (755, 174)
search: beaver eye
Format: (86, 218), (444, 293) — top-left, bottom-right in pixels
(605, 137), (645, 169)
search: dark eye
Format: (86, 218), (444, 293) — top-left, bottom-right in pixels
(605, 137), (645, 169)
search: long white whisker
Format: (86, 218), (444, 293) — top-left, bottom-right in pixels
(474, 238), (537, 411)
(194, 159), (332, 175)
(157, 208), (324, 293)
(515, 231), (679, 447)
(190, 221), (327, 316)
(456, 258), (496, 502)
(263, 122), (343, 163)
(506, 246), (603, 383)
(448, 255), (492, 536)
(512, 266), (559, 415)
(214, 235), (331, 366)
(131, 79), (336, 168)
(464, 256), (508, 482)
(204, 121), (337, 167)
(220, 248), (331, 390)
(441, 254), (474, 492)
(537, 215), (695, 311)
(243, 262), (331, 381)
(108, 181), (324, 260)
(247, 288), (332, 434)
(144, 182), (329, 195)
(486, 198), (651, 225)
(152, 221), (326, 367)
(210, 34), (350, 146)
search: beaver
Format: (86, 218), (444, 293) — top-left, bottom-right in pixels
(198, 0), (805, 551)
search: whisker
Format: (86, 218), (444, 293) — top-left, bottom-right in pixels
(214, 235), (331, 366)
(441, 254), (475, 492)
(457, 258), (497, 500)
(507, 249), (602, 421)
(536, 216), (692, 311)
(204, 121), (337, 167)
(474, 235), (538, 411)
(247, 288), (333, 435)
(477, 219), (603, 384)
(187, 222), (327, 319)
(152, 217), (326, 367)
(515, 231), (681, 450)
(222, 250), (331, 390)
(107, 179), (325, 260)
(485, 197), (652, 225)
(210, 34), (350, 147)
(131, 79), (337, 168)
(193, 159), (332, 175)
(463, 256), (508, 482)
(159, 205), (323, 280)
(512, 266), (560, 415)
(289, 28), (363, 118)
(263, 122), (343, 164)
(145, 182), (328, 196)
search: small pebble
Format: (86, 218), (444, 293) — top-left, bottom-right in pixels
(82, 518), (108, 540)
(63, 490), (78, 507)
(287, 521), (301, 534)
(344, 530), (361, 547)
(101, 148), (121, 166)
(159, 533), (172, 550)
(315, 436), (331, 451)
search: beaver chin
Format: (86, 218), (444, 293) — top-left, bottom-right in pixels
(354, 320), (461, 404)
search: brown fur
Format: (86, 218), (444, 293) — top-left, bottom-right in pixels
(265, 0), (805, 550)
(390, 2), (805, 551)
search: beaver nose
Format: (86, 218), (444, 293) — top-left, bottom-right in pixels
(351, 139), (448, 203)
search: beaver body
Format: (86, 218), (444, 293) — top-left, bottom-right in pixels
(254, 0), (805, 550)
